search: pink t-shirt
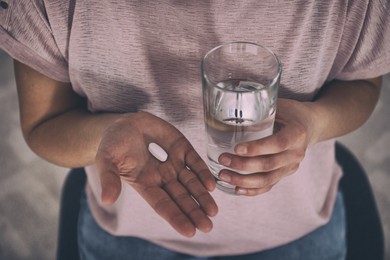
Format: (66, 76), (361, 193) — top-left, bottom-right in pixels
(1, 0), (389, 256)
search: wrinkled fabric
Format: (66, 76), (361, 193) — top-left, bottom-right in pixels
(78, 190), (346, 259)
(1, 0), (389, 256)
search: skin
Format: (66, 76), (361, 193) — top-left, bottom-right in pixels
(218, 79), (382, 195)
(13, 60), (382, 236)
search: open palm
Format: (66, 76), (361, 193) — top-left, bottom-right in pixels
(95, 112), (218, 237)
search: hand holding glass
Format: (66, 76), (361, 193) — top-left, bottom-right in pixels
(201, 42), (282, 194)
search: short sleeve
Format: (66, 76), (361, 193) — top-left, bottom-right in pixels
(0, 0), (69, 82)
(335, 0), (390, 81)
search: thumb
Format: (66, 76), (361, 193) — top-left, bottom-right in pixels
(99, 169), (122, 205)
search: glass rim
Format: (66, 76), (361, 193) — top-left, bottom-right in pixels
(201, 41), (282, 92)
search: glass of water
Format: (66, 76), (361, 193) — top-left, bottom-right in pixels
(201, 42), (282, 194)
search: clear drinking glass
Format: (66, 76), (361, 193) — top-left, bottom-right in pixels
(201, 42), (282, 194)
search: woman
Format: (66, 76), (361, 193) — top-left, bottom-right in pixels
(1, 1), (389, 259)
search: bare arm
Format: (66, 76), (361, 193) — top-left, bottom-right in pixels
(307, 77), (382, 144)
(14, 60), (121, 167)
(14, 60), (217, 237)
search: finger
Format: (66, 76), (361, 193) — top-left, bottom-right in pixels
(134, 185), (197, 237)
(234, 126), (297, 156)
(96, 149), (142, 205)
(178, 168), (218, 217)
(219, 149), (304, 172)
(99, 169), (122, 205)
(163, 179), (214, 233)
(185, 148), (216, 192)
(219, 163), (299, 189)
(236, 185), (274, 196)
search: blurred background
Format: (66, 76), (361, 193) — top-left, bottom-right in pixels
(0, 49), (389, 259)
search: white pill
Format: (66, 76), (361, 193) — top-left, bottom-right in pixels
(148, 142), (168, 162)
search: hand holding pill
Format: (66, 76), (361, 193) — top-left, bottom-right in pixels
(95, 111), (218, 237)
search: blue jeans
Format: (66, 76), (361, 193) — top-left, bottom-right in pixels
(78, 191), (346, 260)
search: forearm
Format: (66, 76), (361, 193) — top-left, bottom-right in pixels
(26, 109), (124, 168)
(13, 60), (129, 168)
(307, 77), (382, 145)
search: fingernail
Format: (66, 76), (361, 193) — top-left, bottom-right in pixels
(219, 172), (231, 182)
(236, 145), (247, 155)
(219, 156), (231, 166)
(237, 188), (247, 195)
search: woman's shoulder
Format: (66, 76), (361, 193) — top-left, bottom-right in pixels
(0, 0), (72, 82)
